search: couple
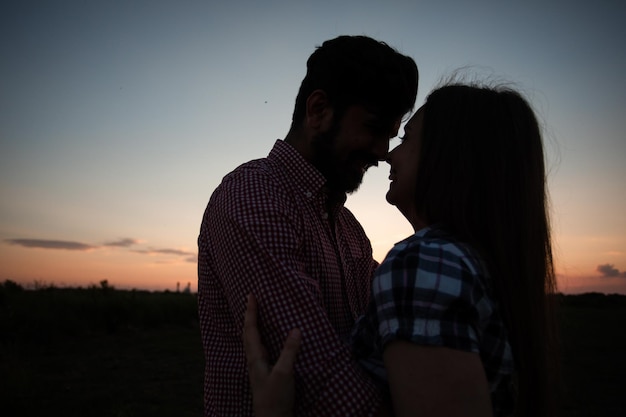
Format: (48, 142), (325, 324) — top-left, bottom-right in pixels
(198, 35), (558, 417)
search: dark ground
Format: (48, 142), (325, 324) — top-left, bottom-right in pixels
(1, 281), (625, 416)
(558, 293), (626, 416)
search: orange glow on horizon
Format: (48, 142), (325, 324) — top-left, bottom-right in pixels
(2, 242), (625, 295)
(0, 244), (197, 292)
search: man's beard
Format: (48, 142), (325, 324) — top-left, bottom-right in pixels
(311, 127), (377, 195)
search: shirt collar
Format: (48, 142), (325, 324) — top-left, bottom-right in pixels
(269, 140), (347, 207)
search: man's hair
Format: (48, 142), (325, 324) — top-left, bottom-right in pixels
(415, 84), (559, 417)
(291, 35), (418, 127)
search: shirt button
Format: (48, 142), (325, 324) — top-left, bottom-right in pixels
(321, 212), (329, 220)
(305, 191), (312, 198)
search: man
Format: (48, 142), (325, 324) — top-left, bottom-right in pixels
(198, 35), (418, 416)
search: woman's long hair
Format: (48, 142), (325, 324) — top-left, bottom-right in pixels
(415, 84), (559, 416)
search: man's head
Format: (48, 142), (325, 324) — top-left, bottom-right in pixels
(287, 35), (418, 194)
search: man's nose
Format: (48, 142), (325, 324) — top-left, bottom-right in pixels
(374, 139), (390, 161)
(385, 145), (398, 165)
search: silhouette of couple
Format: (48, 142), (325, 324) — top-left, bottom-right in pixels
(198, 35), (558, 417)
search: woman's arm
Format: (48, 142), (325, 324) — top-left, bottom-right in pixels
(383, 340), (493, 417)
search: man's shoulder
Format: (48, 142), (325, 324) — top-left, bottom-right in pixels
(219, 156), (288, 194)
(205, 155), (300, 222)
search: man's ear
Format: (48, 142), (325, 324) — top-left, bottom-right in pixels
(305, 90), (334, 132)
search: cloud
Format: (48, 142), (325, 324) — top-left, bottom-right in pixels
(131, 247), (197, 264)
(132, 248), (196, 257)
(103, 238), (138, 247)
(5, 238), (97, 251)
(597, 264), (626, 278)
(5, 237), (197, 262)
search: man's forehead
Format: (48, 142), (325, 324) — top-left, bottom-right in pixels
(368, 111), (402, 134)
(362, 107), (401, 126)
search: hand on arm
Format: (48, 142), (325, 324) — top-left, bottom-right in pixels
(383, 341), (493, 417)
(244, 294), (302, 417)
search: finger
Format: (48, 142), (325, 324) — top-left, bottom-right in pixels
(272, 328), (302, 376)
(243, 294), (268, 367)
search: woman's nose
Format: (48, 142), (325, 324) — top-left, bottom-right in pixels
(385, 148), (395, 164)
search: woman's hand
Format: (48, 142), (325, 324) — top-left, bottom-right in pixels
(243, 294), (302, 417)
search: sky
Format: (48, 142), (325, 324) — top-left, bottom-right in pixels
(1, 0), (625, 294)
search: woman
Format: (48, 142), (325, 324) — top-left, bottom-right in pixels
(244, 83), (559, 417)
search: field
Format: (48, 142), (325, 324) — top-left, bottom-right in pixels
(1, 280), (625, 416)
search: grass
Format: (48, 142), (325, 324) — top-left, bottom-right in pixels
(0, 281), (203, 417)
(558, 293), (626, 416)
(1, 281), (625, 416)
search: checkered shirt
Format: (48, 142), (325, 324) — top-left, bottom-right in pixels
(351, 226), (515, 416)
(198, 140), (382, 416)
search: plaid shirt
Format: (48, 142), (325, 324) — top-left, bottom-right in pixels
(351, 226), (515, 416)
(198, 140), (382, 416)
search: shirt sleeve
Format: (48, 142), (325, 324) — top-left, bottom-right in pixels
(205, 170), (382, 416)
(372, 239), (493, 353)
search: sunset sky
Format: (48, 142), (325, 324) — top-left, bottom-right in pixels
(1, 0), (625, 294)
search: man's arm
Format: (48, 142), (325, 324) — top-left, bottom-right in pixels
(205, 176), (382, 416)
(244, 294), (302, 417)
(244, 294), (395, 417)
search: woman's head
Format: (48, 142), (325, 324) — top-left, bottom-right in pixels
(389, 83), (557, 415)
(414, 84), (546, 241)
(387, 84), (547, 235)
